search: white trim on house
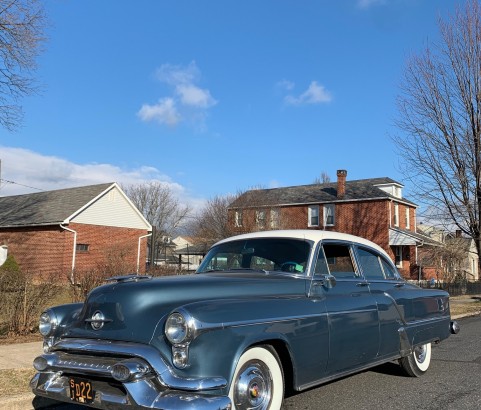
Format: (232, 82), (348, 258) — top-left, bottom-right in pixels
(64, 183), (152, 230)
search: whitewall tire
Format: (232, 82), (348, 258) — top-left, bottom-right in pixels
(399, 342), (432, 377)
(229, 346), (284, 410)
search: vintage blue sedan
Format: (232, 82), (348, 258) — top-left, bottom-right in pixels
(31, 230), (459, 410)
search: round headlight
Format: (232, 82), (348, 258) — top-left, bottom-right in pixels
(165, 312), (188, 345)
(39, 311), (56, 337)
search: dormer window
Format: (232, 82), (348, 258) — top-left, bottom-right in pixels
(375, 183), (403, 199)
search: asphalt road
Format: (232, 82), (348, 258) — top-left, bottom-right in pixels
(34, 316), (481, 410)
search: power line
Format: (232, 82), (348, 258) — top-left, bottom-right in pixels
(0, 178), (44, 192)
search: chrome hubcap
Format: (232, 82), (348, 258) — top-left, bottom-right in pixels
(234, 361), (272, 410)
(414, 345), (426, 364)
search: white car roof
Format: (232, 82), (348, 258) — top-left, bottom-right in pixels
(215, 229), (390, 260)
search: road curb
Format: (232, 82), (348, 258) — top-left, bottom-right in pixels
(452, 311), (481, 320)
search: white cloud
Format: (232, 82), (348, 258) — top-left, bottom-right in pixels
(156, 62), (199, 86)
(138, 61), (216, 128)
(0, 146), (202, 209)
(357, 0), (386, 9)
(176, 84), (217, 108)
(276, 79), (295, 91)
(284, 81), (332, 106)
(138, 97), (180, 126)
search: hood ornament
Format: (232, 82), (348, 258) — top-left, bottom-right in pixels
(85, 311), (112, 331)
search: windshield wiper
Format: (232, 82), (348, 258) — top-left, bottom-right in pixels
(202, 268), (269, 274)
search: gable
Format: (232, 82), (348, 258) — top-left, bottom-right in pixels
(69, 186), (151, 230)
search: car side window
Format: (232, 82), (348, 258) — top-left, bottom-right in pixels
(314, 247), (329, 275)
(380, 257), (398, 279)
(321, 244), (357, 279)
(356, 247), (385, 280)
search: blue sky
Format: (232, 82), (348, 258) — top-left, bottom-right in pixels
(0, 0), (462, 208)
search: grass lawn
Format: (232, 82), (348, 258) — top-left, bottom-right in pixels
(0, 369), (36, 397)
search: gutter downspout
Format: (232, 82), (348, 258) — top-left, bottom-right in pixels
(60, 224), (77, 284)
(137, 233), (152, 273)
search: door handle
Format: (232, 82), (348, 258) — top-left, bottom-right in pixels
(356, 282), (369, 287)
(394, 283), (405, 288)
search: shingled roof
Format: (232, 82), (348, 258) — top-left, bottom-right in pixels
(0, 183), (114, 228)
(229, 177), (416, 208)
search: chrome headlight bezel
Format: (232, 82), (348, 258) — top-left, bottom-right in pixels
(39, 310), (58, 337)
(165, 310), (196, 346)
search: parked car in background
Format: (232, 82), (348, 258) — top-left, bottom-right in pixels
(31, 230), (459, 410)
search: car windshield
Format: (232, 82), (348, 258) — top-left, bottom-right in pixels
(197, 238), (312, 275)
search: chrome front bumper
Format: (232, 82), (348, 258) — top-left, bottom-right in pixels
(30, 338), (231, 410)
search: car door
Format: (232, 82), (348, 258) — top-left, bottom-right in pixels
(354, 245), (408, 358)
(314, 241), (380, 375)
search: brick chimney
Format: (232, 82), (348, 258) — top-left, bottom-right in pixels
(337, 169), (347, 198)
(455, 230), (462, 238)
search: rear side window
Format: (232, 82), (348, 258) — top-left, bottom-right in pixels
(356, 247), (385, 280)
(320, 244), (357, 279)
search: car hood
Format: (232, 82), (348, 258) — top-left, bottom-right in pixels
(64, 272), (306, 344)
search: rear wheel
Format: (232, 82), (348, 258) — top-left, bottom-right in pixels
(229, 346), (284, 410)
(399, 342), (432, 377)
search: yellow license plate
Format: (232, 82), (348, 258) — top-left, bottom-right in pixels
(69, 376), (95, 404)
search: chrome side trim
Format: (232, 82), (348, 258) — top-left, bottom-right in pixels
(224, 312), (329, 329)
(49, 338), (226, 391)
(405, 315), (450, 327)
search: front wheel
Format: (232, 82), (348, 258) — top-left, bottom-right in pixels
(229, 346), (284, 410)
(399, 342), (432, 377)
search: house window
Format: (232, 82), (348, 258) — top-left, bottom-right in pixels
(270, 209), (280, 229)
(76, 244), (89, 252)
(308, 205), (319, 227)
(405, 208), (410, 229)
(394, 203), (399, 227)
(234, 211), (243, 227)
(255, 210), (266, 228)
(324, 204), (335, 226)
(395, 246), (402, 268)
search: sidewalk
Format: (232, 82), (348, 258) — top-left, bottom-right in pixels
(0, 295), (479, 409)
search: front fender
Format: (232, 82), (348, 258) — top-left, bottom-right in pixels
(43, 303), (84, 348)
(152, 296), (328, 390)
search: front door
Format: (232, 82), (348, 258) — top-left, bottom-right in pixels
(314, 241), (380, 374)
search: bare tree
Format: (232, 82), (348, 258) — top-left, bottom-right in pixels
(188, 193), (240, 245)
(123, 182), (191, 266)
(313, 171), (331, 184)
(419, 238), (470, 284)
(123, 182), (191, 237)
(393, 0), (481, 268)
(0, 0), (47, 131)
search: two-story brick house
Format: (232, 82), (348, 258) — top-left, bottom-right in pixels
(0, 183), (152, 282)
(229, 170), (435, 278)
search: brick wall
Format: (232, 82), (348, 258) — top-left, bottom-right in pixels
(71, 223), (148, 274)
(0, 226), (68, 281)
(0, 223), (149, 282)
